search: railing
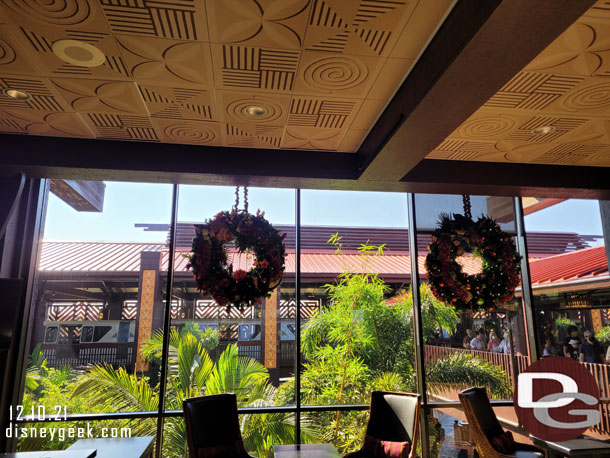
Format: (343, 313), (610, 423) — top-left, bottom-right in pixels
(280, 341), (295, 366)
(41, 343), (135, 370)
(210, 342), (262, 362)
(424, 345), (530, 385)
(425, 345), (610, 437)
(584, 362), (610, 437)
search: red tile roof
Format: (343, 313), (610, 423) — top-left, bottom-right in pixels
(39, 241), (608, 288)
(529, 245), (608, 287)
(39, 241), (484, 279)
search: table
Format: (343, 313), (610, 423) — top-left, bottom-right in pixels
(531, 436), (610, 458)
(274, 444), (340, 457)
(452, 420), (476, 458)
(68, 437), (154, 458)
(1, 450), (96, 458)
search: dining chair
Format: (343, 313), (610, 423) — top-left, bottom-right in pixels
(183, 393), (255, 458)
(459, 387), (546, 458)
(344, 391), (420, 458)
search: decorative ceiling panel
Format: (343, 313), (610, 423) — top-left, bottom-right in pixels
(0, 0), (455, 151)
(427, 1), (610, 167)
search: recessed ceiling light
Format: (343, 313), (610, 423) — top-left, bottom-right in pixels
(243, 105), (268, 117)
(52, 39), (106, 67)
(531, 125), (556, 135)
(2, 88), (31, 100)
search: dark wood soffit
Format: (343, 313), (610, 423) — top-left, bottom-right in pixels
(0, 133), (358, 180)
(357, 0), (596, 182)
(403, 159), (610, 199)
(2, 133), (610, 198)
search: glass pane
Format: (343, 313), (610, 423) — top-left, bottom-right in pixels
(426, 406), (531, 458)
(166, 185), (297, 457)
(416, 194), (523, 402)
(23, 181), (171, 427)
(415, 195), (516, 233)
(300, 190), (413, 454)
(524, 198), (610, 439)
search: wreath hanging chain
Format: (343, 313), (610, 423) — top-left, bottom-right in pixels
(187, 186), (286, 309)
(462, 194), (472, 220)
(424, 196), (522, 312)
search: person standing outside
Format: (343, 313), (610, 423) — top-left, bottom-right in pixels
(497, 332), (513, 354)
(487, 333), (501, 351)
(579, 330), (605, 364)
(470, 330), (485, 351)
(463, 329), (473, 349)
(563, 325), (581, 358)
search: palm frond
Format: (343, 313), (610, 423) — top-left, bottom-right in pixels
(72, 364), (159, 413)
(426, 353), (513, 399)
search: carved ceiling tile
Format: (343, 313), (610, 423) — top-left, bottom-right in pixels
(8, 23), (129, 80)
(210, 43), (300, 93)
(0, 25), (40, 76)
(50, 78), (149, 115)
(294, 50), (384, 97)
(337, 128), (367, 152)
(426, 150), (454, 160)
(547, 77), (610, 116)
(281, 126), (345, 150)
(207, 0), (310, 50)
(0, 76), (71, 111)
(82, 112), (158, 141)
(0, 107), (95, 137)
(430, 138), (498, 162)
(220, 122), (284, 149)
(151, 118), (221, 146)
(581, 146), (610, 165)
(217, 90), (290, 125)
(389, 0), (454, 58)
(526, 19), (610, 78)
(349, 98), (387, 131)
(0, 0), (106, 31)
(98, 0), (208, 42)
(366, 57), (413, 100)
(484, 71), (585, 112)
(571, 118), (610, 144)
(287, 95), (362, 131)
(531, 142), (609, 165)
(116, 35), (213, 87)
(304, 0), (417, 57)
(138, 84), (215, 121)
(584, 1), (610, 20)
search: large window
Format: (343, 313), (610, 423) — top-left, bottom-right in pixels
(300, 190), (414, 454)
(16, 184), (610, 457)
(164, 185), (297, 457)
(524, 198), (609, 440)
(19, 181), (172, 451)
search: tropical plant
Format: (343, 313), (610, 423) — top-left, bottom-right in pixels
(72, 323), (314, 457)
(596, 326), (610, 347)
(298, 235), (512, 453)
(556, 316), (577, 328)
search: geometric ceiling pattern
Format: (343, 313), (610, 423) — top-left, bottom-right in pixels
(427, 0), (610, 167)
(0, 0), (454, 152)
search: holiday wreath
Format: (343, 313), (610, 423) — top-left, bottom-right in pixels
(424, 213), (521, 311)
(187, 209), (286, 308)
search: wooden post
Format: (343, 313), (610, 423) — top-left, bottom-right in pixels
(263, 288), (280, 385)
(135, 251), (162, 373)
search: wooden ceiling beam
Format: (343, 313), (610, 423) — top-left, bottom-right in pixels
(0, 133), (359, 182)
(402, 159), (610, 199)
(357, 0), (596, 182)
(3, 133), (610, 198)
